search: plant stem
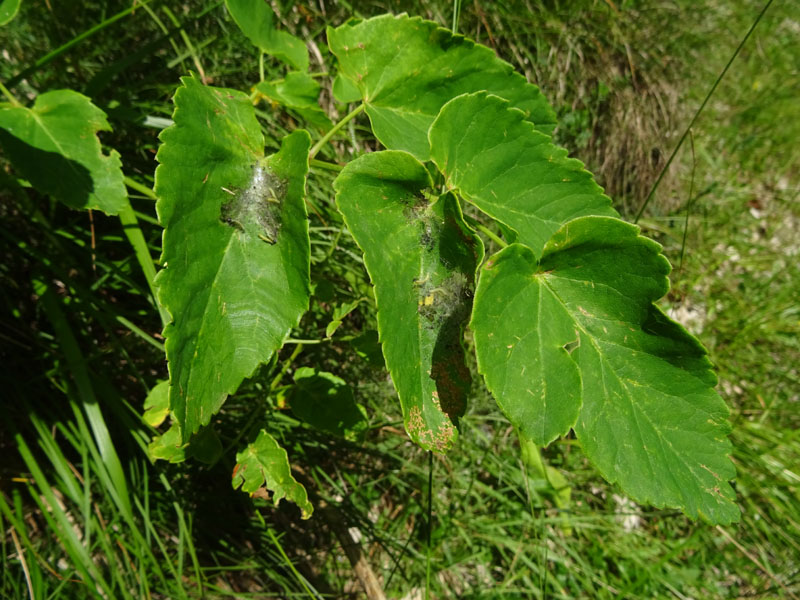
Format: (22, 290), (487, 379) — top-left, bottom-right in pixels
(425, 450), (433, 600)
(451, 0), (462, 33)
(633, 0), (775, 222)
(678, 130), (696, 271)
(124, 175), (158, 200)
(475, 223), (507, 248)
(308, 103), (365, 159)
(0, 81), (21, 106)
(309, 158), (344, 172)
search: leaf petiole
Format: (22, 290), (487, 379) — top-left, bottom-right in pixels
(464, 215), (508, 249)
(308, 103), (365, 159)
(0, 81), (21, 106)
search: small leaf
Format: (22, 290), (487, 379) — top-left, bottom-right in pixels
(0, 90), (127, 214)
(325, 300), (359, 338)
(148, 420), (185, 462)
(148, 421), (222, 465)
(0, 0), (22, 26)
(225, 0), (308, 71)
(291, 367), (368, 441)
(255, 72), (333, 131)
(232, 429), (313, 519)
(332, 73), (361, 104)
(519, 435), (572, 512)
(143, 380), (170, 427)
(472, 216), (738, 523)
(335, 151), (483, 452)
(430, 93), (617, 258)
(327, 14), (556, 160)
(155, 75), (311, 442)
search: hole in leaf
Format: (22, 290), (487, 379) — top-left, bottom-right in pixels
(563, 336), (580, 355)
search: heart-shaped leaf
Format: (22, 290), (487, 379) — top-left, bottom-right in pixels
(472, 216), (738, 523)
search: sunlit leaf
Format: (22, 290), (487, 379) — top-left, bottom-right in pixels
(155, 75), (311, 442)
(225, 0), (308, 70)
(148, 420), (222, 465)
(328, 13), (556, 160)
(255, 72), (332, 130)
(143, 380), (170, 427)
(429, 92), (617, 258)
(472, 216), (738, 523)
(335, 151), (483, 451)
(0, 0), (21, 26)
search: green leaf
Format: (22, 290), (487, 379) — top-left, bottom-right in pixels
(225, 0), (308, 71)
(155, 75), (311, 442)
(430, 92), (618, 258)
(327, 14), (556, 160)
(148, 421), (222, 465)
(350, 330), (384, 368)
(520, 435), (572, 511)
(0, 0), (21, 26)
(255, 72), (333, 131)
(471, 216), (738, 523)
(0, 90), (126, 214)
(334, 151), (483, 452)
(332, 73), (361, 104)
(325, 299), (359, 338)
(143, 380), (170, 427)
(291, 367), (368, 441)
(232, 429), (313, 518)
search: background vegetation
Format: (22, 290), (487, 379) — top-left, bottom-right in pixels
(1, 0), (798, 598)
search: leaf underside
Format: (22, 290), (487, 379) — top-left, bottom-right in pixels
(155, 75), (311, 442)
(232, 429), (313, 519)
(327, 13), (557, 160)
(334, 151), (484, 452)
(224, 0), (308, 71)
(0, 90), (127, 214)
(429, 92), (617, 258)
(472, 216), (738, 523)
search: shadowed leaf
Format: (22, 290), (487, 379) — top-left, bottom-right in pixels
(0, 90), (126, 214)
(232, 429), (312, 518)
